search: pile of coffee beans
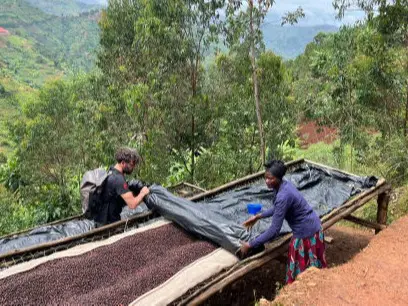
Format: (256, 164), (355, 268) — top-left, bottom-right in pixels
(0, 223), (216, 305)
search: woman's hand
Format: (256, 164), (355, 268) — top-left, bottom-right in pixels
(239, 242), (251, 256)
(243, 213), (262, 229)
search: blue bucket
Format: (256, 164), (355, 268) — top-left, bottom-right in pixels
(247, 203), (262, 215)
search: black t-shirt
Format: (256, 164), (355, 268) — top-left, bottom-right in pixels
(95, 167), (130, 225)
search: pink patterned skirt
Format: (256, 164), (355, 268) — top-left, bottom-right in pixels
(286, 228), (327, 284)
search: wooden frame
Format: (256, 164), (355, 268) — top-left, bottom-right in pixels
(168, 182), (207, 198)
(0, 180), (209, 269)
(0, 211), (158, 269)
(1, 158), (390, 288)
(170, 160), (391, 306)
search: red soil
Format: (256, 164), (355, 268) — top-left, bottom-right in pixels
(297, 121), (337, 147)
(269, 216), (408, 306)
(0, 27), (9, 36)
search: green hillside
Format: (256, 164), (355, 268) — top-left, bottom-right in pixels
(0, 77), (34, 158)
(26, 0), (101, 16)
(0, 33), (64, 87)
(0, 0), (101, 155)
(0, 0), (48, 27)
(0, 0), (100, 77)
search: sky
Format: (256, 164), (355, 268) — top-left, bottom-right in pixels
(93, 0), (366, 27)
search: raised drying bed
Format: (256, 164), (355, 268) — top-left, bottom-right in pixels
(0, 182), (206, 269)
(171, 159), (390, 305)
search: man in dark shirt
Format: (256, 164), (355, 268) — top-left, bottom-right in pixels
(95, 147), (150, 226)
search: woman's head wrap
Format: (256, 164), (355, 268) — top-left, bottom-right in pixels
(265, 160), (287, 180)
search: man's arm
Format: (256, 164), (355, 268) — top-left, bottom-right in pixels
(121, 186), (150, 209)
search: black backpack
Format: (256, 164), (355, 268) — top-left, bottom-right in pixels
(80, 168), (112, 220)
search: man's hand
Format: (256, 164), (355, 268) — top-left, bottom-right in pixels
(140, 186), (150, 197)
(122, 186), (150, 210)
(239, 242), (251, 256)
(243, 213), (261, 229)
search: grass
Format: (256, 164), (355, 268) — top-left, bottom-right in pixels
(293, 141), (338, 168)
(295, 141), (408, 227)
(293, 140), (376, 177)
(342, 185), (408, 228)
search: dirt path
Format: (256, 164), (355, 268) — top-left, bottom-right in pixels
(270, 216), (408, 306)
(203, 225), (374, 306)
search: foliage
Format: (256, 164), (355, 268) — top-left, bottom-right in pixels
(226, 0), (304, 164)
(0, 0), (407, 236)
(226, 0), (273, 164)
(2, 75), (125, 223)
(99, 0), (225, 181)
(0, 81), (27, 156)
(0, 185), (37, 236)
(289, 10), (407, 175)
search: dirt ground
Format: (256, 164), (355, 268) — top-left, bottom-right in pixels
(297, 121), (337, 147)
(266, 215), (408, 306)
(204, 225), (374, 306)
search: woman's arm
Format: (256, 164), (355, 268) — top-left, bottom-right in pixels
(249, 198), (288, 248)
(243, 205), (276, 228)
(260, 206), (275, 218)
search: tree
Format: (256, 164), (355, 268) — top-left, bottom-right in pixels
(98, 0), (142, 87)
(226, 1), (303, 164)
(98, 0), (225, 182)
(6, 75), (120, 222)
(289, 13), (406, 173)
(204, 48), (295, 180)
(333, 0), (408, 135)
(172, 0), (224, 180)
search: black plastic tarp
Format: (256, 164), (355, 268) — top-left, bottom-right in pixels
(0, 163), (377, 257)
(0, 220), (95, 255)
(0, 204), (149, 256)
(144, 163), (377, 254)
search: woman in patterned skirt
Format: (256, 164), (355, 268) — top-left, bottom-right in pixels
(240, 160), (327, 284)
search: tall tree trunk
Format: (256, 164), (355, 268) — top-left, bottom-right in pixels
(191, 113), (195, 180)
(190, 57), (198, 181)
(249, 0), (265, 165)
(405, 33), (408, 137)
(349, 82), (353, 172)
(405, 87), (408, 137)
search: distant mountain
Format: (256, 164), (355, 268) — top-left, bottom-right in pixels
(76, 0), (106, 5)
(267, 0), (365, 27)
(0, 0), (100, 86)
(260, 3), (359, 59)
(262, 24), (338, 59)
(25, 0), (102, 16)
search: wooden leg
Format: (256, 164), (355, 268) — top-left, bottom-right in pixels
(376, 191), (390, 234)
(343, 215), (386, 231)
